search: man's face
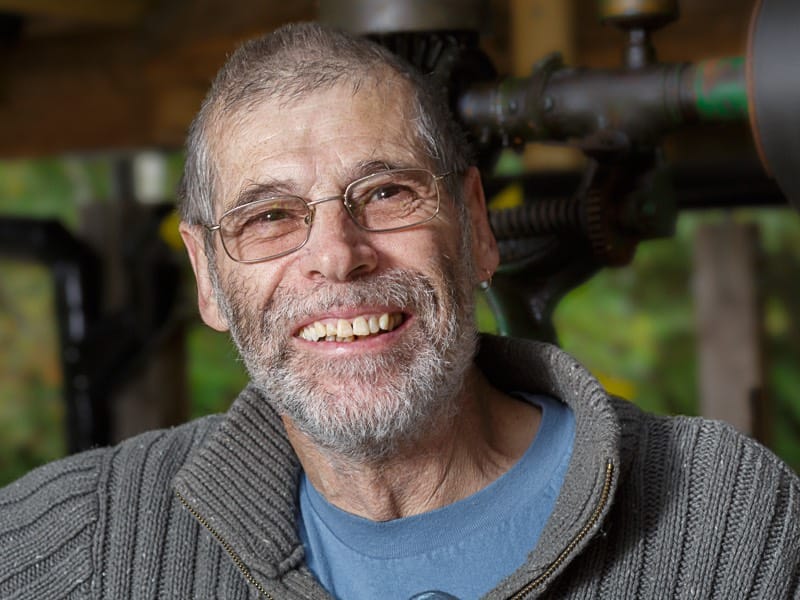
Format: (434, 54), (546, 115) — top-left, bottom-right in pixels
(181, 78), (498, 459)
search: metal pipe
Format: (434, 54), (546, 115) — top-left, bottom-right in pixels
(458, 55), (747, 153)
(680, 57), (748, 122)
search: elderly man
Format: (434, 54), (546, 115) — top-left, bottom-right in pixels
(2, 22), (799, 600)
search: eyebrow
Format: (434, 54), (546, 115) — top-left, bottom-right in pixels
(227, 181), (294, 213)
(352, 159), (396, 177)
(226, 159), (418, 213)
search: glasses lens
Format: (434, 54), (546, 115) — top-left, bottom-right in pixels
(346, 169), (440, 231)
(219, 197), (309, 262)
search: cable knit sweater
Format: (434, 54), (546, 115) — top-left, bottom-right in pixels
(1, 335), (798, 599)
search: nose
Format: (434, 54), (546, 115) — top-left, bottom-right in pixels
(298, 197), (378, 282)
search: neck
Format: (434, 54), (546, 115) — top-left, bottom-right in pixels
(284, 367), (541, 521)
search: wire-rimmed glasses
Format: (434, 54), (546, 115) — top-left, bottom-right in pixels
(204, 168), (448, 263)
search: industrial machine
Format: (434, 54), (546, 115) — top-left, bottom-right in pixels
(320, 0), (800, 340)
(3, 0), (797, 452)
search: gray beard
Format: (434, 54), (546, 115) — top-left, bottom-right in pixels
(217, 264), (478, 462)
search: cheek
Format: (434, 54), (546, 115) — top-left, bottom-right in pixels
(218, 261), (287, 315)
(378, 218), (465, 267)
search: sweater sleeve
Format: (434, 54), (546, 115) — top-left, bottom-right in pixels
(0, 418), (221, 600)
(0, 448), (106, 600)
(612, 406), (800, 599)
(541, 400), (800, 599)
(694, 421), (800, 599)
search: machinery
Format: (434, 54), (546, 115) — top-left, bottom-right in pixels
(320, 0), (800, 341)
(3, 0), (797, 452)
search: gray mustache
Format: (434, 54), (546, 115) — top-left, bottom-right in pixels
(263, 269), (437, 323)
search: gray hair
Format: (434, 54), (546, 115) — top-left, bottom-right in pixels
(177, 21), (474, 246)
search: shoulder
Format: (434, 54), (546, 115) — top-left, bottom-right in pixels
(605, 398), (800, 596)
(609, 395), (798, 495)
(0, 415), (221, 599)
(1, 414), (221, 503)
(0, 443), (107, 597)
(608, 395), (799, 515)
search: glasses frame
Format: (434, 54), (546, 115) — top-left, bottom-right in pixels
(204, 168), (450, 264)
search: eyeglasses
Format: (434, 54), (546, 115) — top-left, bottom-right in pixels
(205, 168), (448, 263)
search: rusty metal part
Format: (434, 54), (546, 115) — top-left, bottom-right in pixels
(459, 56), (690, 153)
(317, 0), (490, 34)
(599, 0), (679, 27)
(488, 253), (600, 343)
(599, 0), (679, 68)
(489, 156), (675, 268)
(747, 0), (800, 209)
(583, 159), (676, 265)
(489, 194), (585, 240)
(458, 51), (751, 159)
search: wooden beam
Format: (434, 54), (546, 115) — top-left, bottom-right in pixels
(0, 32), (172, 156)
(0, 0), (758, 158)
(0, 1), (315, 157)
(0, 0), (149, 25)
(511, 0), (577, 74)
(510, 0), (584, 171)
(693, 221), (768, 440)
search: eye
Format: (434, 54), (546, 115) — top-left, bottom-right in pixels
(222, 199), (307, 239)
(247, 207), (294, 224)
(242, 206), (306, 236)
(366, 183), (415, 203)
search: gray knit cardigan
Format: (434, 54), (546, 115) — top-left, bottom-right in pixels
(1, 335), (798, 599)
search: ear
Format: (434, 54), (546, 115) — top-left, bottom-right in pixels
(179, 222), (230, 332)
(462, 167), (499, 284)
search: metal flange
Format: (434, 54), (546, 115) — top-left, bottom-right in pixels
(747, 0), (800, 209)
(317, 0), (490, 34)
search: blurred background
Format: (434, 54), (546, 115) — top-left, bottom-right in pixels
(1, 0), (798, 486)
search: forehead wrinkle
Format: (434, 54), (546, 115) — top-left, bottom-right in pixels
(212, 77), (428, 213)
(228, 157), (421, 213)
(227, 178), (300, 213)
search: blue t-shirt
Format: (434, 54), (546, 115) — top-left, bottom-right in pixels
(298, 394), (575, 600)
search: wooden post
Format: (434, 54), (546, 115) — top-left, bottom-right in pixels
(692, 220), (768, 441)
(78, 156), (188, 443)
(113, 328), (188, 441)
(509, 0), (584, 172)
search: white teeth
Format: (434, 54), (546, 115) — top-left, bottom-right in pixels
(368, 315), (380, 334)
(300, 326), (319, 341)
(299, 312), (404, 342)
(352, 316), (370, 336)
(382, 313), (399, 332)
(337, 319), (353, 338)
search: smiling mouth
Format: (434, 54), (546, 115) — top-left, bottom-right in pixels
(296, 312), (405, 342)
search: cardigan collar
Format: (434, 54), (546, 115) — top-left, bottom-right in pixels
(173, 334), (621, 593)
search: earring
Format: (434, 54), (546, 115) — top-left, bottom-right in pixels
(478, 270), (493, 291)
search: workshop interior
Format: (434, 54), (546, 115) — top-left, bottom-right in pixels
(0, 0), (798, 482)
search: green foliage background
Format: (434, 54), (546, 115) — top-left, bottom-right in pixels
(0, 157), (798, 486)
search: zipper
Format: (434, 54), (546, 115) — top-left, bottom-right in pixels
(176, 460), (613, 600)
(175, 490), (275, 600)
(507, 460), (615, 600)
